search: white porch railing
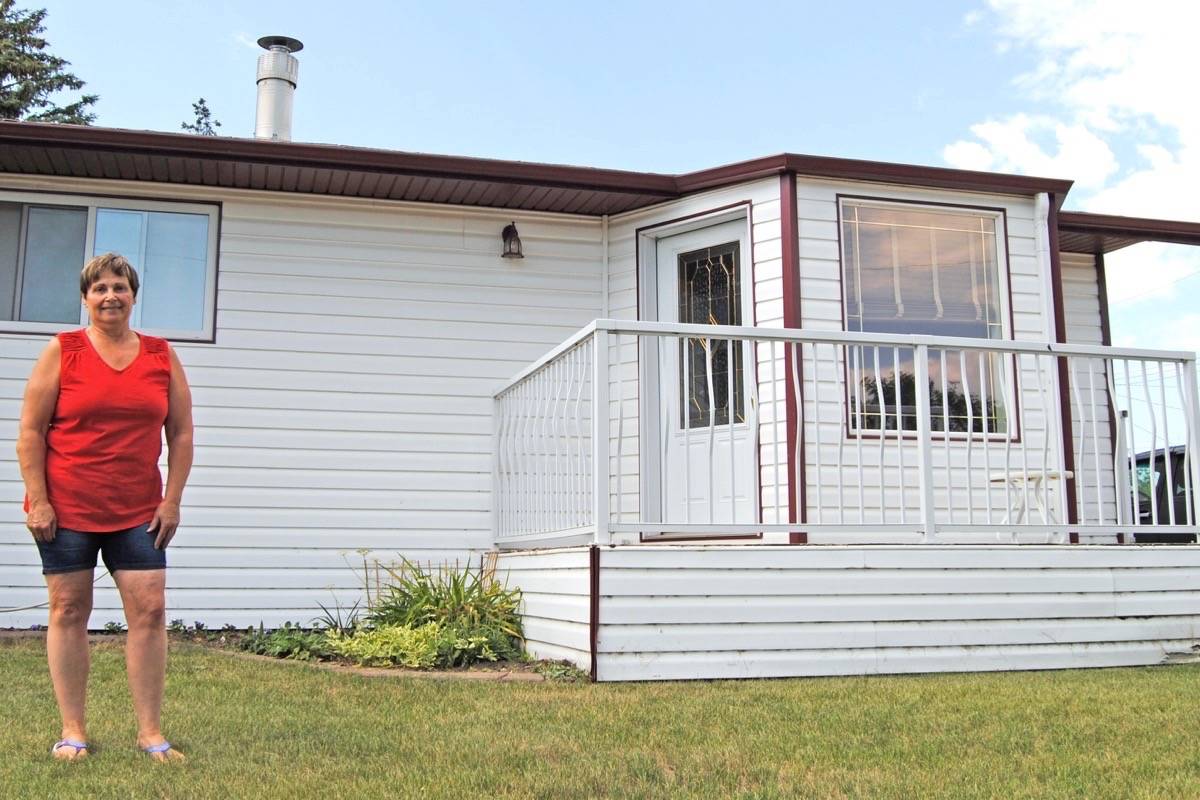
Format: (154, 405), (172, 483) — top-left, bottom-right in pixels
(493, 320), (1200, 546)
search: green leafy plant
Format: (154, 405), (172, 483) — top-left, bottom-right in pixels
(312, 598), (361, 635)
(101, 621), (125, 634)
(324, 622), (444, 668)
(534, 660), (589, 683)
(239, 622), (333, 662)
(366, 558), (522, 641)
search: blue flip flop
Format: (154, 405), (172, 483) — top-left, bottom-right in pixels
(51, 739), (89, 758)
(142, 741), (178, 758)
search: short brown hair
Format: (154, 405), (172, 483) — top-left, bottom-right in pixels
(80, 252), (140, 297)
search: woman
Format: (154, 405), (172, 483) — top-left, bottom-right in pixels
(17, 252), (194, 763)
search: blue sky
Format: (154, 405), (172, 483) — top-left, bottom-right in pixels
(36, 0), (1200, 352)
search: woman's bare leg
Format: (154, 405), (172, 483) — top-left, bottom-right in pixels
(45, 570), (94, 759)
(113, 568), (182, 761)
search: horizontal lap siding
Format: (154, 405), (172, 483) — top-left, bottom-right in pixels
(495, 548), (591, 670)
(0, 177), (603, 628)
(1060, 252), (1118, 533)
(592, 545), (1200, 681)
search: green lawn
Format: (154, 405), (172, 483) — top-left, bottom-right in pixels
(2, 637), (1198, 800)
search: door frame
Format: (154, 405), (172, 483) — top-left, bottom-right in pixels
(635, 203), (760, 536)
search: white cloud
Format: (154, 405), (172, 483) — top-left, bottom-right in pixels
(948, 0), (1200, 214)
(948, 1), (1200, 350)
(943, 114), (1117, 189)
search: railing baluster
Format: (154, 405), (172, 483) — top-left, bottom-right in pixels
(940, 349), (951, 525)
(1069, 357), (1086, 524)
(747, 338), (761, 525)
(1123, 360), (1139, 532)
(728, 337), (737, 523)
(1034, 354), (1054, 534)
(1016, 355), (1032, 536)
(979, 351), (993, 525)
(1141, 361), (1159, 527)
(705, 336), (716, 524)
(1175, 361), (1194, 526)
(792, 342), (806, 526)
(1105, 358), (1131, 533)
(914, 344), (936, 541)
(894, 345), (906, 524)
(872, 346), (886, 522)
(836, 343), (846, 525)
(960, 350), (974, 526)
(659, 335), (671, 526)
(1087, 359), (1103, 527)
(770, 341), (782, 523)
(1182, 359), (1200, 537)
(682, 335), (691, 525)
(1002, 354), (1013, 530)
(803, 341), (818, 524)
(1158, 361), (1176, 526)
(855, 345), (866, 524)
(614, 333), (625, 527)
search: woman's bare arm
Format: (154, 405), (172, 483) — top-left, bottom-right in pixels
(16, 338), (61, 542)
(149, 345), (194, 549)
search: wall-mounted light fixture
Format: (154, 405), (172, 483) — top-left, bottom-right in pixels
(501, 221), (523, 259)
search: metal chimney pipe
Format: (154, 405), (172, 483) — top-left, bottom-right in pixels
(255, 35), (303, 141)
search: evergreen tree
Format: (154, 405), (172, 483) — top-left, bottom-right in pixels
(0, 0), (96, 124)
(181, 97), (220, 136)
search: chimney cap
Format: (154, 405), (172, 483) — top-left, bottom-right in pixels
(257, 35), (304, 53)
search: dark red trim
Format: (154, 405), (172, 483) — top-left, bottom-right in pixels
(588, 545), (599, 683)
(1095, 251), (1113, 347)
(0, 121), (1079, 217)
(1048, 198), (1080, 542)
(780, 173), (806, 543)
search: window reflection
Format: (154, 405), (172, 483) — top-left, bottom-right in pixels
(842, 201), (1008, 434)
(678, 241), (744, 428)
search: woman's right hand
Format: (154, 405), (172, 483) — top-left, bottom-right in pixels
(26, 500), (57, 542)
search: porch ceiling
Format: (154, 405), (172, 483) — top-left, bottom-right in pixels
(0, 121), (1074, 217)
(1057, 211), (1200, 254)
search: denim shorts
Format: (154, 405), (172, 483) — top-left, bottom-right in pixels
(36, 522), (166, 575)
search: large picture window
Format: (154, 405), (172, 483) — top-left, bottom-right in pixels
(840, 198), (1011, 434)
(0, 191), (219, 340)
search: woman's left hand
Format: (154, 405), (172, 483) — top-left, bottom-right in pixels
(148, 500), (181, 549)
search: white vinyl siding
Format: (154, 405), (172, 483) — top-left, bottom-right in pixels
(590, 544), (1200, 681)
(0, 176), (603, 628)
(1061, 251), (1118, 533)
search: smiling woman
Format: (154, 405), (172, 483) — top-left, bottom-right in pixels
(15, 252), (194, 762)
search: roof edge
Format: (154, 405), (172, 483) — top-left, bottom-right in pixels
(1058, 210), (1200, 247)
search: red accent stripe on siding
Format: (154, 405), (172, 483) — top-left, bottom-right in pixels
(780, 173), (807, 544)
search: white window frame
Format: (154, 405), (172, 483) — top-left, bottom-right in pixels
(0, 189), (219, 341)
(838, 196), (1018, 440)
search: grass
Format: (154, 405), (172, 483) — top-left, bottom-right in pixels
(2, 637), (1199, 800)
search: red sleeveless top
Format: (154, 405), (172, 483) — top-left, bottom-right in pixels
(26, 329), (171, 532)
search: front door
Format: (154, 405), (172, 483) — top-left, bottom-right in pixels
(653, 220), (757, 527)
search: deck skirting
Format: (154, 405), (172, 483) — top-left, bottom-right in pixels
(494, 544), (1200, 682)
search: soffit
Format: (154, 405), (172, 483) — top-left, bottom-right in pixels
(0, 122), (1080, 217)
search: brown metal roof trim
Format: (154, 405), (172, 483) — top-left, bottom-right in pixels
(1057, 210), (1200, 254)
(0, 121), (1084, 216)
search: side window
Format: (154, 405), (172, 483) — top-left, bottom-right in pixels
(0, 193), (218, 341)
